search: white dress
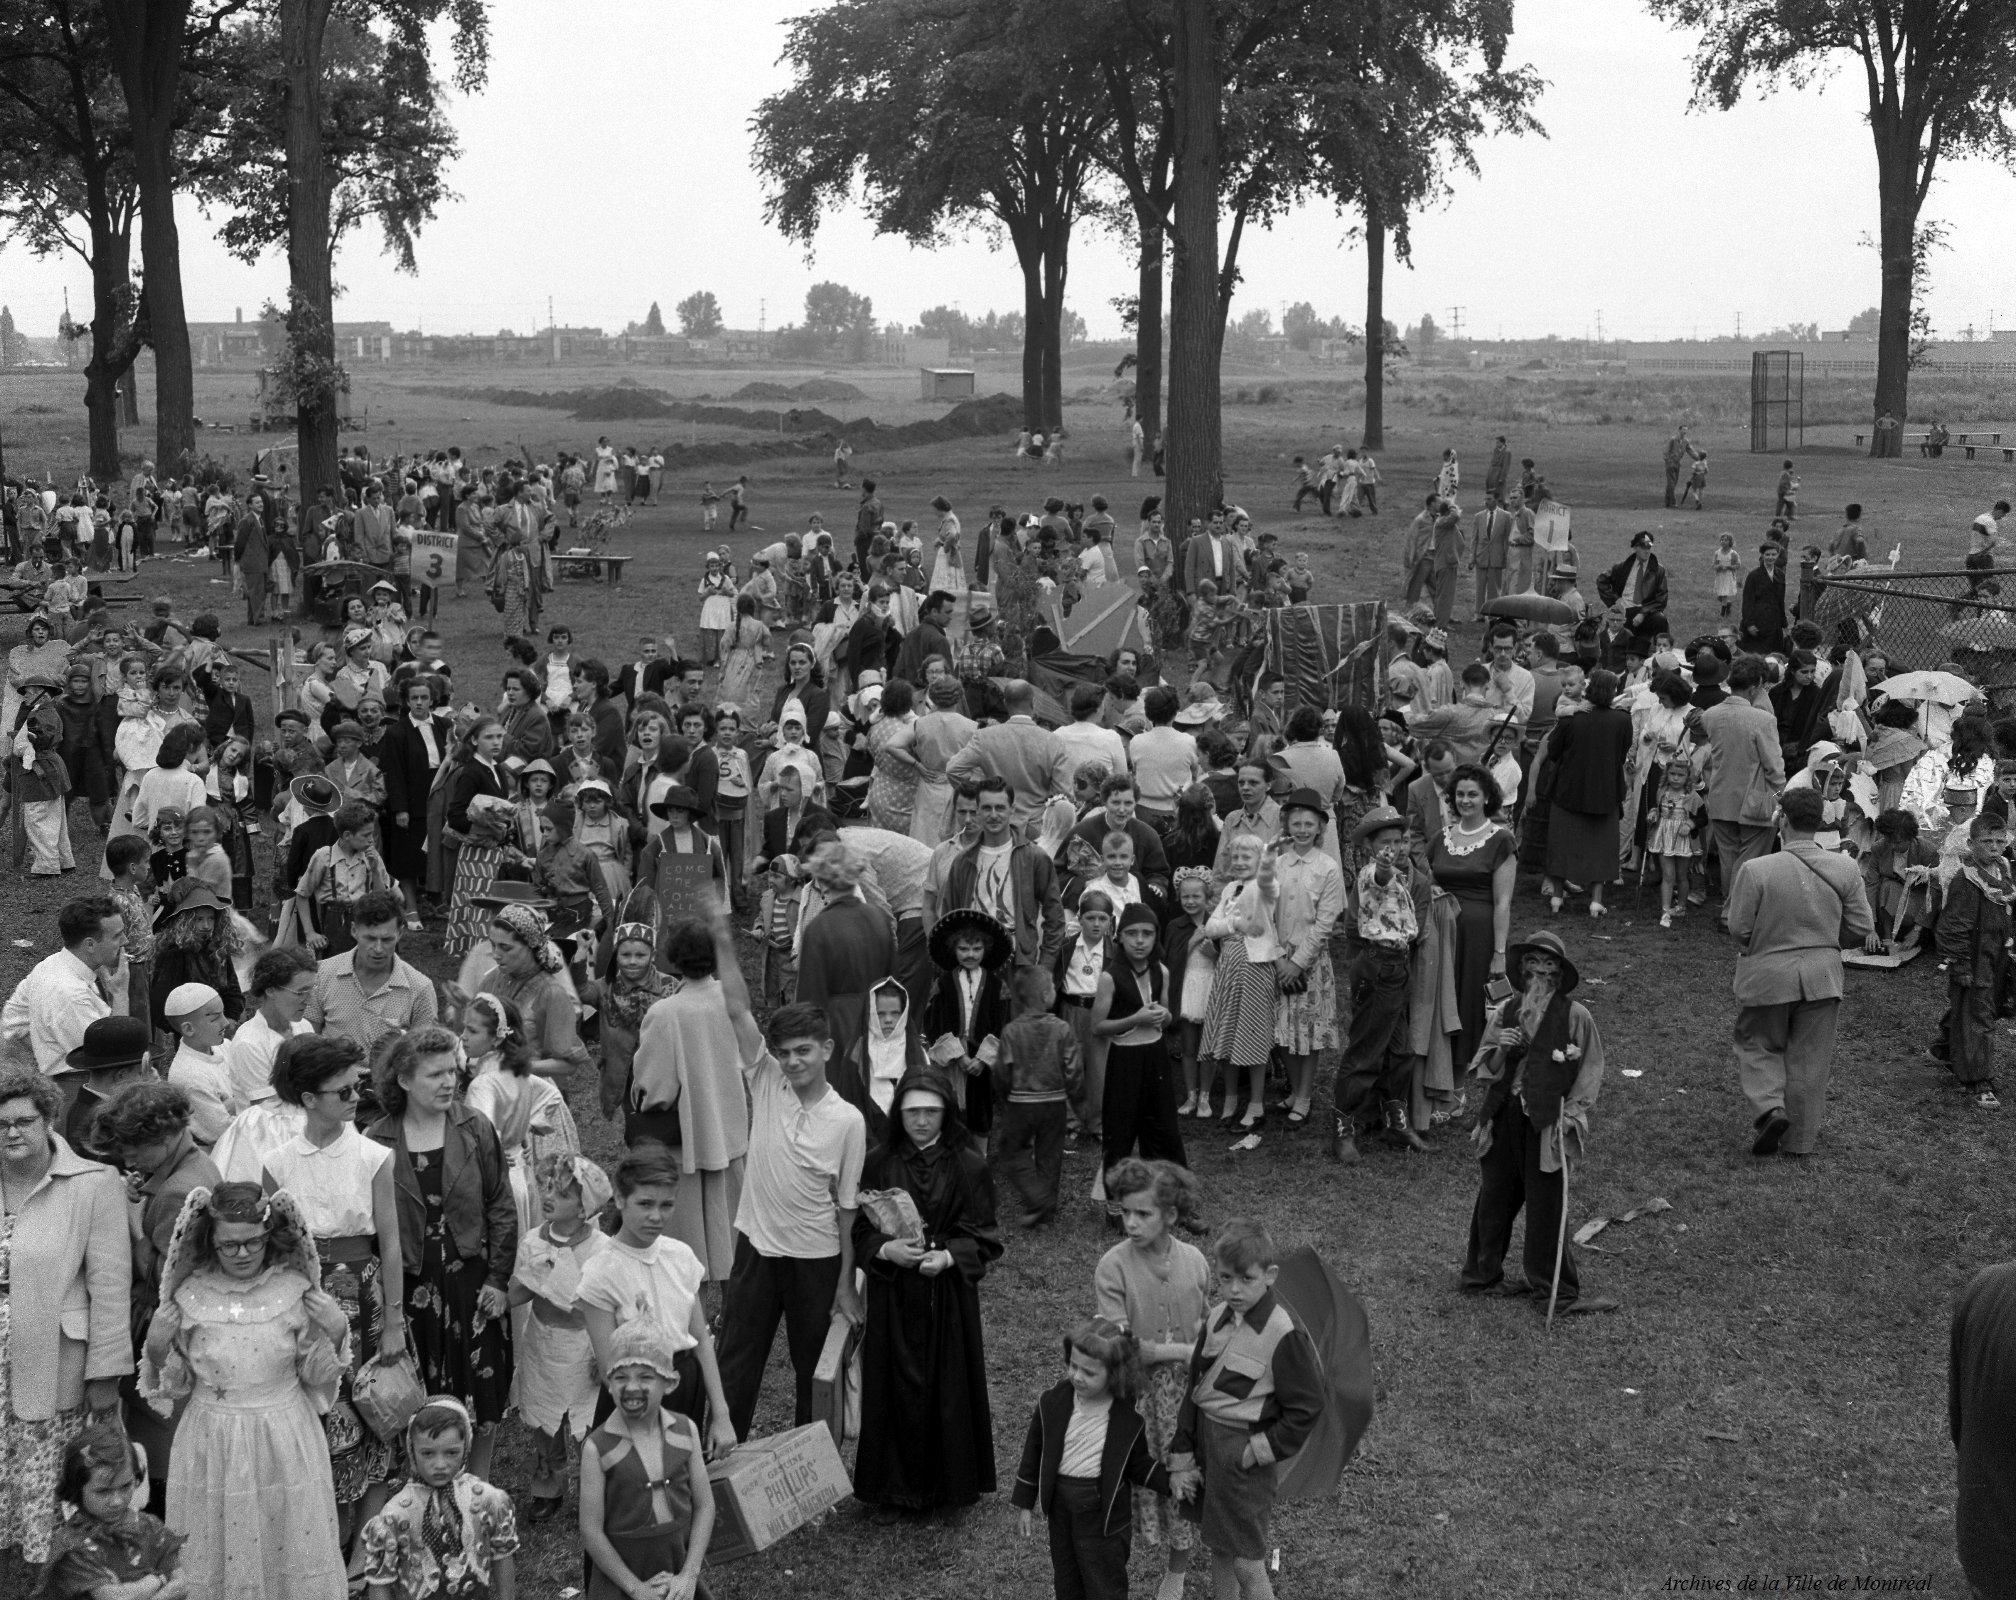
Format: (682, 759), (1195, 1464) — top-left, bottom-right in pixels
(147, 1266), (348, 1600)
(511, 1223), (610, 1439)
(929, 514), (964, 595)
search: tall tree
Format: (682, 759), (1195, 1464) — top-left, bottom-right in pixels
(641, 300), (664, 336)
(752, 0), (1108, 433)
(1647, 0), (2016, 453)
(0, 0), (145, 478)
(675, 290), (722, 337)
(100, 0), (241, 474)
(1166, 0), (1222, 531)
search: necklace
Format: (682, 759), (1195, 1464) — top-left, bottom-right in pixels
(1443, 817), (1496, 857)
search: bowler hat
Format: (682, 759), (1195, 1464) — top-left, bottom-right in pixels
(1279, 786), (1330, 826)
(65, 1015), (151, 1074)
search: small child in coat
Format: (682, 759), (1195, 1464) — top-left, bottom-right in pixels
(1167, 1219), (1326, 1600)
(1012, 1316), (1183, 1600)
(991, 965), (1083, 1228)
(919, 907), (1013, 1146)
(40, 1423), (186, 1600)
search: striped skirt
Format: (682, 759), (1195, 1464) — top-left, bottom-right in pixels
(1200, 939), (1277, 1068)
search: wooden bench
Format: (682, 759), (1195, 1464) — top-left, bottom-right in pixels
(1854, 431), (1930, 448)
(551, 552), (632, 586)
(1955, 432), (2004, 446)
(1960, 443), (2016, 460)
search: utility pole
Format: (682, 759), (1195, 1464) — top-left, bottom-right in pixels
(1735, 310), (1743, 340)
(1447, 306), (1466, 341)
(1594, 309), (1604, 345)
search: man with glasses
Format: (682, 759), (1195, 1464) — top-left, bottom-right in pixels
(304, 889), (439, 1064)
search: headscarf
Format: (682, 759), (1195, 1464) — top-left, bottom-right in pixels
(492, 902), (564, 973)
(865, 976), (912, 1116)
(566, 1156), (614, 1218)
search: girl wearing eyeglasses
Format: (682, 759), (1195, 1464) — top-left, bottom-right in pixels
(257, 1034), (406, 1579)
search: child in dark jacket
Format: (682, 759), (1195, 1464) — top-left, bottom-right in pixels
(1013, 1317), (1189, 1600)
(992, 965), (1082, 1227)
(920, 906), (1013, 1146)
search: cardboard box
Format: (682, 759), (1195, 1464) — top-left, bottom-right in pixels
(811, 1314), (862, 1448)
(706, 1423), (852, 1563)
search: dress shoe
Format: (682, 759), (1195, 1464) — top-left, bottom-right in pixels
(1750, 1109), (1790, 1156)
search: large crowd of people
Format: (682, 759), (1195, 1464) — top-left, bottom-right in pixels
(1, 429), (2013, 1597)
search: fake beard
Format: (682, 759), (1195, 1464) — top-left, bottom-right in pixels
(1518, 975), (1558, 1041)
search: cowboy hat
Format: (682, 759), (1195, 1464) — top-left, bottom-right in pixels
(1349, 805), (1407, 848)
(155, 882), (231, 925)
(1279, 786), (1330, 826)
(470, 880), (556, 910)
(927, 906), (1014, 973)
(65, 1015), (151, 1074)
(1506, 928), (1579, 994)
(289, 774), (340, 815)
(648, 785), (704, 820)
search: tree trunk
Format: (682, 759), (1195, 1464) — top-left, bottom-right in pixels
(1166, 0), (1222, 541)
(1870, 127), (1915, 457)
(1135, 217), (1164, 449)
(1017, 248), (1047, 437)
(1362, 204), (1386, 451)
(122, 373), (140, 426)
(1042, 228), (1068, 435)
(283, 0), (341, 511)
(104, 0), (196, 475)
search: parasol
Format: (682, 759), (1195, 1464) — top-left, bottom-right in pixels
(1482, 593), (1577, 625)
(1872, 669), (1981, 707)
(1939, 612), (2016, 651)
(1270, 1246), (1375, 1500)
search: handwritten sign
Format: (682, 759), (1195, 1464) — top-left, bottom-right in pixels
(1530, 500), (1572, 553)
(652, 851), (717, 932)
(410, 530), (458, 591)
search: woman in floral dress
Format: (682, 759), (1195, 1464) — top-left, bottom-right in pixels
(367, 1027), (517, 1483)
(865, 677), (921, 834)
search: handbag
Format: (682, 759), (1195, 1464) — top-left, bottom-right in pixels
(350, 1350), (425, 1444)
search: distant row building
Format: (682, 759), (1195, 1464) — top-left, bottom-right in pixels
(180, 308), (953, 370)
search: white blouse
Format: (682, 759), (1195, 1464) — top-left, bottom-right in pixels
(264, 1125), (390, 1239)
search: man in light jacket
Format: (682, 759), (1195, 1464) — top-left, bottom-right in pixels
(1692, 655), (1786, 923)
(1726, 786), (1873, 1158)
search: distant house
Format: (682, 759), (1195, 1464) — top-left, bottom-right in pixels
(919, 368), (976, 402)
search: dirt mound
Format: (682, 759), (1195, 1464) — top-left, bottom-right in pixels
(571, 387), (679, 420)
(729, 378), (867, 403)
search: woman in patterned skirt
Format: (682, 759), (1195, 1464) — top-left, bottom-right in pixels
(1196, 836), (1280, 1129)
(1270, 789), (1346, 1126)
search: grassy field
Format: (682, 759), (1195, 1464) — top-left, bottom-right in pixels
(4, 364), (2013, 1595)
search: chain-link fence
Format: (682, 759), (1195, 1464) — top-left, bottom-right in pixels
(1814, 567), (2016, 697)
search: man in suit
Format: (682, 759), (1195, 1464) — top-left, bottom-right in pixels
(1181, 507), (1235, 594)
(612, 633), (674, 707)
(1404, 741), (1459, 871)
(1473, 494), (1512, 613)
(945, 679), (1070, 839)
(1693, 654), (1786, 925)
(1726, 786), (1873, 1158)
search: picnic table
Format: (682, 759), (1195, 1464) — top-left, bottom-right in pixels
(551, 552), (632, 586)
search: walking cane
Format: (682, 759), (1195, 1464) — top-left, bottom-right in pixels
(1546, 1111), (1571, 1329)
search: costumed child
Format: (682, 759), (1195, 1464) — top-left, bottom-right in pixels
(1646, 742), (1704, 929)
(570, 779), (637, 904)
(1012, 1316), (1184, 1600)
(11, 677), (74, 875)
(920, 907), (1013, 1150)
(39, 1423), (187, 1600)
(508, 1155), (615, 1524)
(360, 1397), (521, 1600)
(1166, 1219), (1327, 1600)
(1196, 836), (1281, 1133)
(1163, 868), (1219, 1118)
(844, 976), (927, 1147)
(463, 992), (581, 1259)
(291, 799), (393, 957)
(323, 720), (385, 808)
(1055, 889), (1117, 1143)
(696, 557), (736, 666)
(1933, 811), (2015, 1111)
(580, 920), (678, 1124)
(574, 1144), (739, 1456)
(179, 805), (234, 903)
(104, 832), (157, 1021)
(1093, 1161), (1210, 1600)
(138, 1183), (349, 1600)
(534, 803), (612, 944)
(1458, 929), (1613, 1313)
(207, 734), (259, 908)
(991, 964), (1083, 1229)
(1090, 903), (1186, 1193)
(162, 982), (236, 1146)
(1331, 808), (1431, 1163)
(579, 1322), (716, 1600)
(1861, 807), (1938, 951)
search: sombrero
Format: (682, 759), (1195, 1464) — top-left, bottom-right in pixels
(927, 906), (1014, 972)
(289, 774), (340, 815)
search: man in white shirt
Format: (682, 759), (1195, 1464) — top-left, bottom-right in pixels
(1480, 622), (1536, 723)
(304, 891), (439, 1061)
(1126, 686), (1203, 827)
(0, 896), (122, 1082)
(716, 906), (865, 1439)
(1054, 683), (1129, 792)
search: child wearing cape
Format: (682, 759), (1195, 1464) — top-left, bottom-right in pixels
(919, 907), (1014, 1151)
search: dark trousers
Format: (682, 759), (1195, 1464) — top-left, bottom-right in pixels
(1664, 464), (1679, 507)
(990, 1098), (1066, 1221)
(1461, 1096), (1579, 1306)
(717, 1233), (840, 1440)
(1294, 485), (1322, 512)
(1101, 1042), (1187, 1175)
(1337, 945), (1413, 1130)
(1946, 976), (2000, 1088)
(728, 502), (748, 531)
(1047, 1477), (1131, 1600)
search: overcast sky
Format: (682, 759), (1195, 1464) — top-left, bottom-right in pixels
(5, 0), (2015, 346)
